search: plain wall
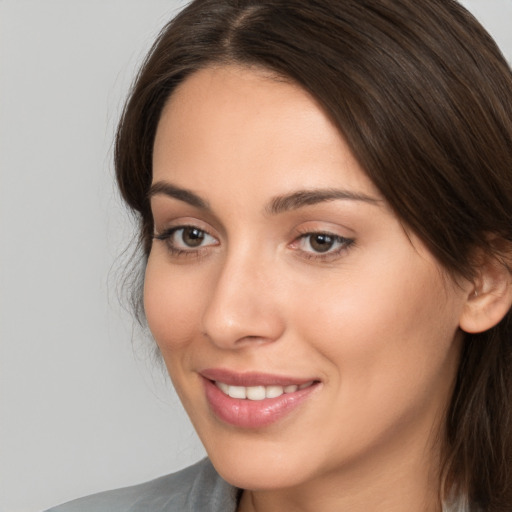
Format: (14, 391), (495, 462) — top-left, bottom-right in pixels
(0, 1), (511, 511)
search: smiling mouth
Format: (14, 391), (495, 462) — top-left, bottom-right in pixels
(214, 381), (316, 400)
(202, 372), (321, 428)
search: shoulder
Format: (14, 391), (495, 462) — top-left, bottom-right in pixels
(44, 458), (238, 512)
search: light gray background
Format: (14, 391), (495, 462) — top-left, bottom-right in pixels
(1, 1), (511, 511)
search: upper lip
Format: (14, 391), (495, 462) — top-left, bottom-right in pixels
(200, 368), (318, 387)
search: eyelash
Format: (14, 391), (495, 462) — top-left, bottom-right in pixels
(153, 225), (355, 262)
(153, 226), (218, 259)
(292, 230), (355, 261)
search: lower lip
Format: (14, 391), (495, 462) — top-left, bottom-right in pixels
(203, 378), (319, 429)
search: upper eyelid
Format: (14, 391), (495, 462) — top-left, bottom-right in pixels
(149, 189), (370, 233)
(155, 225), (218, 241)
(153, 217), (217, 235)
(149, 200), (222, 235)
(292, 223), (355, 241)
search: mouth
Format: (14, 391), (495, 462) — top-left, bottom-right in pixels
(200, 369), (321, 428)
(213, 380), (316, 400)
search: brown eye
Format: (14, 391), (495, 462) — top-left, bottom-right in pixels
(181, 227), (206, 247)
(308, 234), (336, 253)
(294, 232), (354, 259)
(153, 225), (218, 254)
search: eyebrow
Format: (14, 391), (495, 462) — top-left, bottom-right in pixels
(148, 181), (209, 209)
(266, 188), (381, 215)
(149, 181), (380, 214)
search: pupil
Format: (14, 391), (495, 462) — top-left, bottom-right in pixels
(310, 234), (334, 253)
(183, 228), (204, 247)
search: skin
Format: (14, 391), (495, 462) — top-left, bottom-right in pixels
(145, 65), (473, 512)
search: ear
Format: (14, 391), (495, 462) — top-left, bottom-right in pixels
(459, 251), (512, 334)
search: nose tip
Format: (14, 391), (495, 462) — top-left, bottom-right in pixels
(200, 261), (285, 349)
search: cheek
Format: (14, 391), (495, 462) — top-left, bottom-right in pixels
(143, 256), (203, 352)
(289, 252), (462, 398)
(283, 257), (463, 459)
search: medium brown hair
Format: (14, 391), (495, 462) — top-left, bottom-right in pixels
(115, 0), (512, 508)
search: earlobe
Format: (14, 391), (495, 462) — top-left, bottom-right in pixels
(459, 254), (512, 334)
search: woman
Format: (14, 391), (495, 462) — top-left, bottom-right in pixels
(47, 0), (512, 510)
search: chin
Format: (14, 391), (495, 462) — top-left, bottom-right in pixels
(198, 427), (326, 491)
(210, 451), (311, 491)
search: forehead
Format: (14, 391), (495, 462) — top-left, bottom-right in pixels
(152, 65), (379, 201)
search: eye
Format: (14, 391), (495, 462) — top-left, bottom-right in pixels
(293, 232), (354, 258)
(154, 225), (218, 254)
(173, 227), (213, 248)
(303, 233), (338, 253)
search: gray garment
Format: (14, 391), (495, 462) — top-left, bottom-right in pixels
(45, 457), (477, 512)
(45, 458), (238, 512)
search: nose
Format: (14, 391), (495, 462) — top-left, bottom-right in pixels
(201, 249), (286, 349)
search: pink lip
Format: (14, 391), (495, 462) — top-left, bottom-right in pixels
(200, 368), (320, 429)
(200, 368), (315, 387)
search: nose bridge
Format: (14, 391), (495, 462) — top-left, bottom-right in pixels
(201, 243), (284, 348)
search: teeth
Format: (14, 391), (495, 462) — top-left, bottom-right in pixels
(246, 386), (266, 400)
(228, 386), (246, 399)
(266, 385), (284, 399)
(217, 381), (229, 394)
(215, 381), (314, 400)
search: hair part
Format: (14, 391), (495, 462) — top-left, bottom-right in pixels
(114, 1), (512, 508)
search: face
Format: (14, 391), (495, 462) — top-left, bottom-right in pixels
(146, 65), (468, 492)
